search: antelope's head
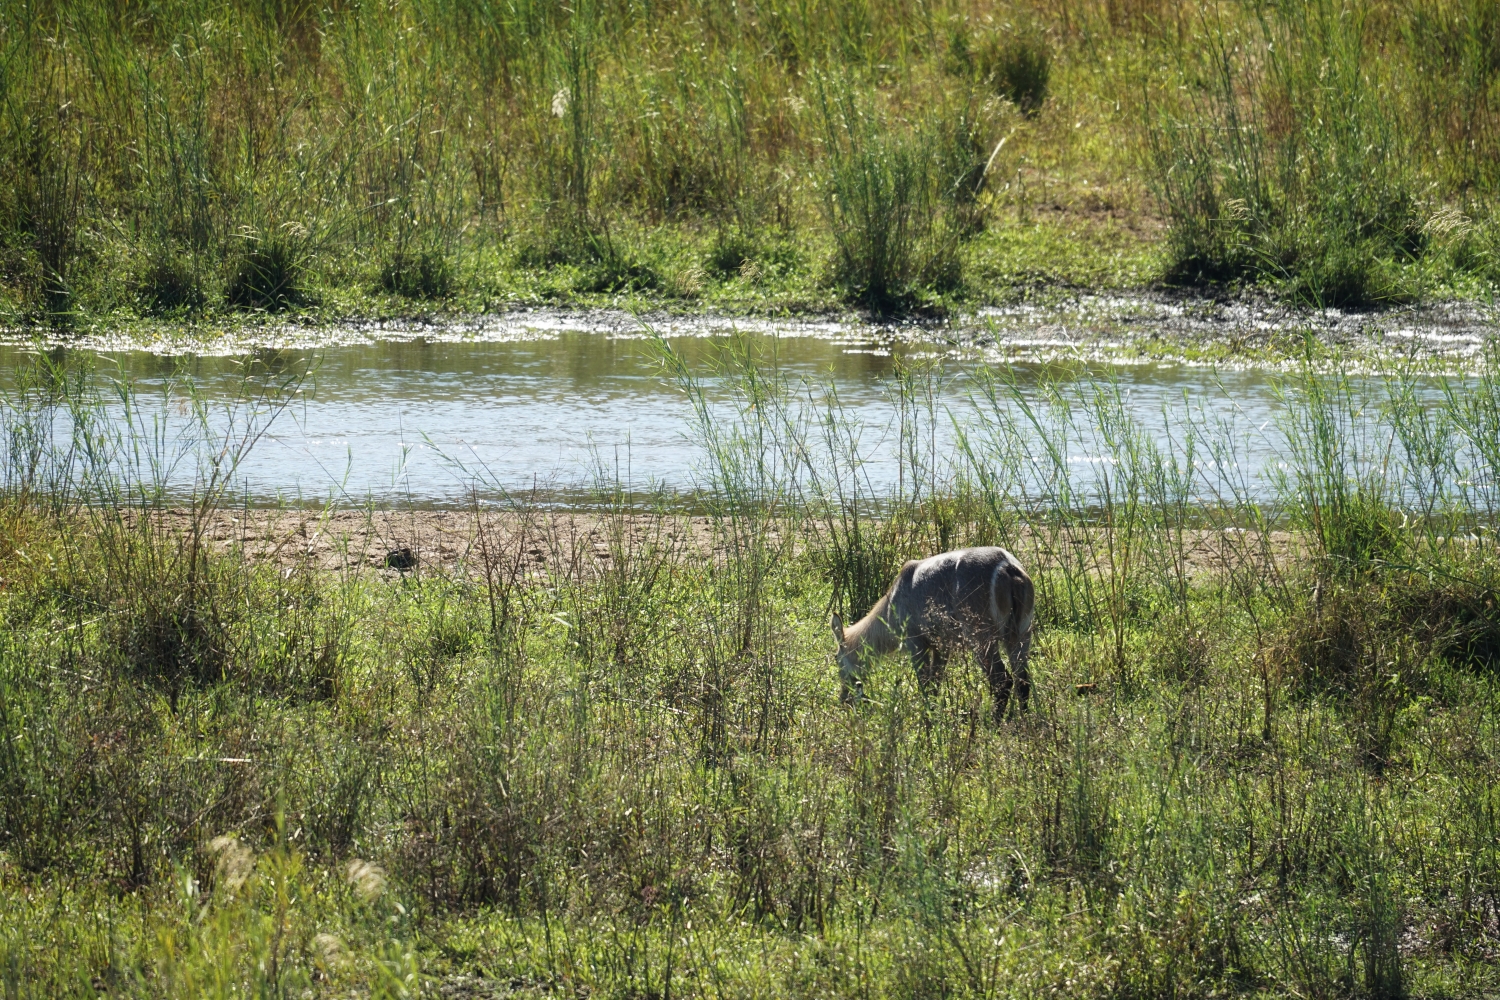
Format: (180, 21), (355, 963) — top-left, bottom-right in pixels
(831, 613), (861, 699)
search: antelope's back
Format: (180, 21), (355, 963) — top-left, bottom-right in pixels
(902, 546), (1031, 636)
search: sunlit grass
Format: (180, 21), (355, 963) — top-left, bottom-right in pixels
(1, 0), (1496, 323)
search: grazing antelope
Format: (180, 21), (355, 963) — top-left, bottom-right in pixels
(831, 547), (1034, 719)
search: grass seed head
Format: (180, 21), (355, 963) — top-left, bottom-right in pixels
(345, 858), (387, 902)
(311, 932), (347, 970)
(208, 835), (255, 892)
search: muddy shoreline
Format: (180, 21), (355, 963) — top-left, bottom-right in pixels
(155, 507), (1299, 581)
(7, 293), (1496, 369)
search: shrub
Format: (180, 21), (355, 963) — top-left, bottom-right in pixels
(705, 229), (759, 279)
(82, 522), (344, 707)
(225, 237), (306, 311)
(816, 83), (982, 312)
(1281, 238), (1403, 308)
(516, 217), (607, 269)
(575, 249), (661, 293)
(516, 219), (663, 293)
(1392, 575), (1500, 673)
(1274, 583), (1416, 771)
(380, 248), (452, 300)
(1148, 0), (1424, 304)
(1276, 571), (1500, 769)
(138, 245), (208, 315)
(976, 28), (1051, 117)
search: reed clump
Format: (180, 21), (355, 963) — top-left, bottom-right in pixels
(137, 244), (209, 316)
(224, 238), (309, 312)
(1145, 0), (1475, 304)
(949, 19), (1053, 117)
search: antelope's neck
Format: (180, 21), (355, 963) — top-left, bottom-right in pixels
(849, 594), (899, 654)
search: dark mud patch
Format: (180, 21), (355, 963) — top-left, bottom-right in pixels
(963, 292), (1499, 367)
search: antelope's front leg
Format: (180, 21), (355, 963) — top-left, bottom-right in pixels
(906, 635), (946, 690)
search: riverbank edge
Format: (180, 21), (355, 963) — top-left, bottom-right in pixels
(3, 285), (1495, 374)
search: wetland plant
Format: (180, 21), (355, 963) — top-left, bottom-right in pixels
(962, 23), (1052, 117)
(816, 82), (981, 311)
(380, 247), (453, 301)
(225, 236), (307, 312)
(4, 94), (87, 320)
(137, 243), (209, 315)
(1148, 0), (1425, 304)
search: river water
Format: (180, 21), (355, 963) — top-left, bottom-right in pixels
(0, 308), (1480, 508)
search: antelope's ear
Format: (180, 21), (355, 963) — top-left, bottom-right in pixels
(831, 613), (845, 645)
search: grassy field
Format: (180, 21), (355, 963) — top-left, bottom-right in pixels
(0, 344), (1499, 996)
(1, 0), (1498, 324)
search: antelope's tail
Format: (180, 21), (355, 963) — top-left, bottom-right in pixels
(990, 557), (1035, 645)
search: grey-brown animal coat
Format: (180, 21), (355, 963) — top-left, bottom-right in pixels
(832, 547), (1034, 718)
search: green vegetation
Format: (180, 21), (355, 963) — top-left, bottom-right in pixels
(1, 0), (1497, 325)
(1146, 0), (1500, 305)
(1, 344), (1500, 995)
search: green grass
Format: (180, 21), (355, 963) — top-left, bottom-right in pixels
(2, 347), (1500, 995)
(1, 0), (1498, 326)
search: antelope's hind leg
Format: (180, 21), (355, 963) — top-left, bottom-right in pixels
(1006, 626), (1032, 714)
(980, 639), (1016, 722)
